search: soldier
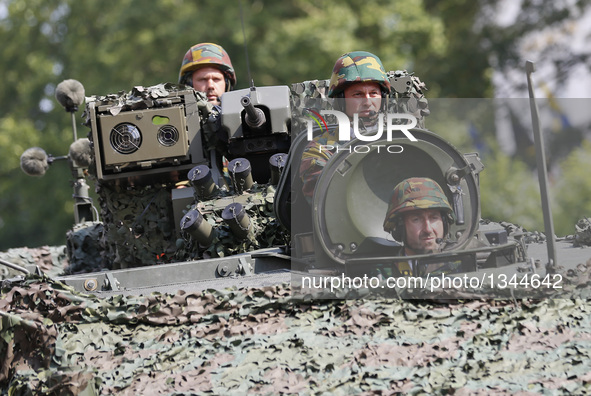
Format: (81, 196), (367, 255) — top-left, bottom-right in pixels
(327, 50), (391, 122)
(383, 177), (455, 257)
(178, 42), (237, 105)
(299, 51), (391, 200)
(178, 43), (237, 177)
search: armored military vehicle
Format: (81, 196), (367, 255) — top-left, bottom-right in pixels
(4, 56), (591, 396)
(5, 62), (589, 299)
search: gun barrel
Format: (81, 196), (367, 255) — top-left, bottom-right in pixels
(241, 96), (266, 128)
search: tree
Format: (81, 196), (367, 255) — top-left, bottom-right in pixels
(0, 0), (446, 249)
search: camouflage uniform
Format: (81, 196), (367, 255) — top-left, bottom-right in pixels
(178, 43), (237, 171)
(299, 51), (390, 201)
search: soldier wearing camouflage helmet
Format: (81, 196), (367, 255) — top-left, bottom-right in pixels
(328, 50), (391, 121)
(300, 51), (391, 200)
(383, 177), (455, 257)
(179, 43), (236, 105)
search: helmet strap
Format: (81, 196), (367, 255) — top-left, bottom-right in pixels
(180, 72), (193, 88)
(380, 89), (388, 112)
(333, 92), (345, 112)
(392, 217), (404, 242)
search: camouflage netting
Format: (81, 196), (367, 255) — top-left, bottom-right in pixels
(90, 178), (289, 270)
(2, 275), (591, 395)
(174, 184), (290, 262)
(97, 183), (178, 270)
(575, 218), (591, 247)
(0, 246), (68, 279)
(65, 222), (106, 274)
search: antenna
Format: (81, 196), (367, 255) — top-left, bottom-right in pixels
(525, 60), (557, 268)
(239, 0), (254, 89)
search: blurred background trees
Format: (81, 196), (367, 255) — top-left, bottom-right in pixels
(1, 0), (590, 249)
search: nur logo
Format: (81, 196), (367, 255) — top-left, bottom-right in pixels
(305, 109), (418, 142)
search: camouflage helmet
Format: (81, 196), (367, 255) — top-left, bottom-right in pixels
(383, 177), (454, 233)
(328, 51), (391, 98)
(178, 43), (236, 90)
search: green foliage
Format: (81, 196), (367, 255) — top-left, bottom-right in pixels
(554, 140), (591, 236)
(422, 0), (492, 97)
(251, 0), (445, 86)
(475, 126), (591, 237)
(480, 128), (591, 237)
(479, 152), (543, 232)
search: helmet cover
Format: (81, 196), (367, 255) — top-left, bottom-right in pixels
(178, 43), (236, 90)
(328, 51), (390, 98)
(383, 177), (454, 233)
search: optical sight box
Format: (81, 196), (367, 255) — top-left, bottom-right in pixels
(86, 86), (206, 182)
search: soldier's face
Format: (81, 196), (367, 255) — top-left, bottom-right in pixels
(403, 209), (444, 255)
(192, 66), (226, 105)
(343, 82), (382, 118)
